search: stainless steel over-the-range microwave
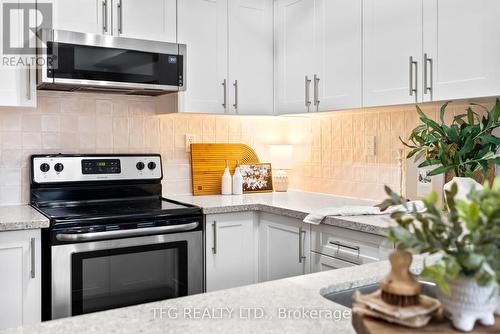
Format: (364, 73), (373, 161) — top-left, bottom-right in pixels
(37, 29), (186, 96)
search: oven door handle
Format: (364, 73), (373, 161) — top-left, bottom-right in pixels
(55, 222), (199, 242)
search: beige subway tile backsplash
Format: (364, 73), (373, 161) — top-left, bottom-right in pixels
(0, 91), (494, 205)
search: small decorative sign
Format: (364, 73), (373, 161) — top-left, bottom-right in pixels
(240, 163), (273, 193)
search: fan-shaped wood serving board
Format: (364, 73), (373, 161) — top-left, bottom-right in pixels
(190, 144), (260, 195)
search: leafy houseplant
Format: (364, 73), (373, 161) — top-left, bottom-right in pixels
(379, 179), (500, 331)
(401, 100), (500, 179)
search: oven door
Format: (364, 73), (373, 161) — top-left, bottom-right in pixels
(51, 230), (202, 320)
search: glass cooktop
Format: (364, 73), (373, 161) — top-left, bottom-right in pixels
(35, 198), (201, 222)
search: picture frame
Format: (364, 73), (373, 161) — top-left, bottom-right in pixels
(240, 163), (273, 193)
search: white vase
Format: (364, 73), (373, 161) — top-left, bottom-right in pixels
(443, 177), (483, 203)
(436, 277), (498, 332)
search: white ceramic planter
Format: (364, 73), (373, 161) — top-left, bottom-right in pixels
(437, 277), (498, 332)
(443, 177), (483, 204)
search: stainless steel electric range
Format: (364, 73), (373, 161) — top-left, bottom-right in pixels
(30, 154), (203, 321)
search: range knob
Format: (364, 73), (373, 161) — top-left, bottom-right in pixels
(54, 163), (64, 173)
(136, 162), (145, 170)
(40, 163), (50, 173)
(147, 161), (157, 170)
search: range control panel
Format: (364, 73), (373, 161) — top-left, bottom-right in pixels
(82, 159), (121, 174)
(32, 155), (162, 184)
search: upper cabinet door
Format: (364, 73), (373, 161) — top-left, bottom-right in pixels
(177, 0), (228, 113)
(112, 0), (176, 42)
(228, 0), (274, 115)
(423, 0), (500, 102)
(0, 0), (36, 107)
(363, 0), (423, 107)
(274, 0), (315, 115)
(51, 0), (104, 34)
(314, 0), (362, 112)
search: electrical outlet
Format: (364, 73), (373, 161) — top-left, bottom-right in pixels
(185, 134), (195, 153)
(366, 135), (376, 156)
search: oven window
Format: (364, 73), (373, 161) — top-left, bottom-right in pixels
(47, 42), (182, 87)
(71, 242), (187, 315)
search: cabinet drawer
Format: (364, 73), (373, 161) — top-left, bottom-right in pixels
(310, 251), (355, 273)
(311, 224), (391, 263)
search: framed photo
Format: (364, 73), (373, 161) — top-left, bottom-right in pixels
(240, 163), (273, 193)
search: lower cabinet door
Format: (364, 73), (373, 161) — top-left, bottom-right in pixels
(205, 212), (257, 292)
(258, 213), (310, 282)
(0, 229), (41, 330)
(310, 252), (355, 273)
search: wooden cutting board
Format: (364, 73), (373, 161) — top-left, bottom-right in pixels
(190, 143), (260, 195)
(352, 313), (500, 334)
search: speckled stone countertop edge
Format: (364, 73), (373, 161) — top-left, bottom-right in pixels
(201, 203), (390, 236)
(0, 205), (50, 232)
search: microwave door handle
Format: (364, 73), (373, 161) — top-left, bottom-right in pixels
(55, 222), (199, 242)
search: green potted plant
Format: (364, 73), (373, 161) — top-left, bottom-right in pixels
(379, 178), (500, 332)
(401, 100), (500, 200)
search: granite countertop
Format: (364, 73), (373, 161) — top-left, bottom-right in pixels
(167, 190), (394, 236)
(1, 257), (428, 334)
(0, 205), (50, 231)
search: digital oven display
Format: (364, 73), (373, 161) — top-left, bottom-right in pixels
(82, 159), (121, 174)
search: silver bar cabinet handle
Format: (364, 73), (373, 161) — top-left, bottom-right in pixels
(26, 64), (31, 101)
(424, 53), (433, 99)
(304, 76), (311, 109)
(212, 221), (217, 254)
(329, 240), (361, 257)
(233, 80), (238, 110)
(117, 0), (123, 34)
(30, 238), (36, 279)
(102, 0), (108, 33)
(221, 79), (227, 109)
(409, 56), (417, 102)
(298, 226), (306, 263)
(313, 74), (320, 108)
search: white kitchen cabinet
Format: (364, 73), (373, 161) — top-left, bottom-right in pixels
(50, 0), (176, 42)
(309, 224), (392, 275)
(0, 0), (36, 107)
(111, 0), (176, 42)
(422, 0), (500, 102)
(258, 213), (310, 282)
(205, 212), (258, 292)
(313, 0), (362, 112)
(310, 252), (355, 272)
(274, 0), (315, 114)
(362, 0), (423, 107)
(177, 0), (228, 114)
(50, 0), (104, 34)
(228, 0), (274, 115)
(178, 0), (274, 115)
(275, 0), (361, 114)
(0, 229), (41, 330)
